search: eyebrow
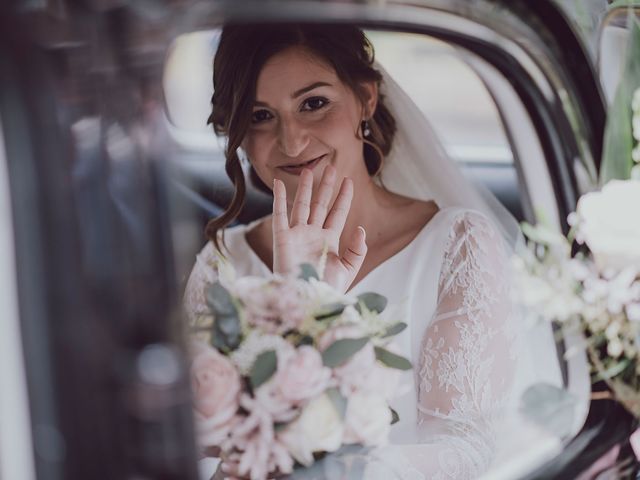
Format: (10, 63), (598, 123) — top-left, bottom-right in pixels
(254, 81), (332, 107)
(292, 81), (332, 98)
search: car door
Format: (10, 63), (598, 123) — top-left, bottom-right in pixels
(0, 1), (630, 479)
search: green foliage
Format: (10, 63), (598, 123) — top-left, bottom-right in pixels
(591, 357), (631, 382)
(314, 302), (347, 320)
(299, 263), (319, 281)
(381, 322), (408, 338)
(601, 16), (640, 183)
(374, 346), (412, 370)
(390, 407), (400, 425)
(250, 350), (278, 389)
(355, 292), (388, 314)
(205, 282), (241, 350)
(607, 1), (640, 8)
(520, 383), (577, 438)
(321, 337), (369, 368)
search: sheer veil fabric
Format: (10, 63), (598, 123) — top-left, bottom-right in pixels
(374, 61), (523, 250)
(184, 61), (563, 479)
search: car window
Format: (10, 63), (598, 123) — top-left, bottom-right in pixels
(597, 6), (640, 104)
(367, 30), (512, 164)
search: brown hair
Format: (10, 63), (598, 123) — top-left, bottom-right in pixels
(206, 23), (397, 250)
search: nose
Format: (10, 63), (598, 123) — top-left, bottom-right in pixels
(277, 117), (309, 158)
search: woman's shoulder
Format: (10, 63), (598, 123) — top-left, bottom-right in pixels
(433, 206), (500, 237)
(435, 207), (510, 272)
(195, 220), (261, 260)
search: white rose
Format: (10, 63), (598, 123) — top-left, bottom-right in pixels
(306, 278), (355, 307)
(278, 393), (344, 466)
(575, 180), (640, 272)
(343, 393), (391, 446)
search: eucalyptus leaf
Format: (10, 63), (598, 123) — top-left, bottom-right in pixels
(206, 282), (237, 318)
(217, 315), (239, 334)
(519, 383), (576, 438)
(355, 292), (387, 314)
(322, 337), (369, 368)
(250, 350), (277, 389)
(205, 282), (242, 350)
(382, 322), (408, 338)
(390, 406), (400, 425)
(210, 321), (242, 351)
(299, 263), (319, 281)
(326, 387), (348, 419)
(314, 302), (347, 320)
(374, 346), (412, 370)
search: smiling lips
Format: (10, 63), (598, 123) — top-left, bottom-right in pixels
(278, 154), (326, 175)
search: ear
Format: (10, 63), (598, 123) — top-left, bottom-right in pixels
(359, 80), (378, 119)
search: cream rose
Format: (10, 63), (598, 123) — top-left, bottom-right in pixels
(343, 392), (392, 446)
(575, 180), (640, 272)
(190, 342), (241, 445)
(274, 346), (332, 404)
(278, 393), (344, 466)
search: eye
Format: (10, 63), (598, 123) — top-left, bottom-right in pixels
(301, 96), (329, 112)
(251, 109), (273, 124)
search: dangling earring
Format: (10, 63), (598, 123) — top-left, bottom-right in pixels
(361, 119), (371, 138)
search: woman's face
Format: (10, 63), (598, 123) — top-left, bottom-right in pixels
(242, 46), (377, 202)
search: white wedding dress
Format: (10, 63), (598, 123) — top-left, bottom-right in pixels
(184, 205), (530, 479)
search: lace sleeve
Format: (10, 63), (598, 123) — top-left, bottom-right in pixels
(183, 242), (220, 328)
(350, 211), (523, 480)
(411, 210), (517, 478)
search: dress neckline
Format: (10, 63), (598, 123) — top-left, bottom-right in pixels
(232, 206), (451, 293)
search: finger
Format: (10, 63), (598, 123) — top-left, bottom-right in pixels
(341, 226), (367, 278)
(324, 177), (353, 233)
(272, 179), (289, 235)
(308, 164), (336, 226)
(290, 168), (313, 226)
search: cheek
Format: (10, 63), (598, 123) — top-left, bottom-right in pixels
(318, 109), (362, 158)
(242, 133), (262, 162)
(243, 131), (274, 169)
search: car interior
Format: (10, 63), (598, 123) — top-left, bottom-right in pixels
(162, 19), (584, 480)
(2, 1), (638, 479)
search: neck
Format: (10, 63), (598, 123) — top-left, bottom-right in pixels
(339, 173), (397, 253)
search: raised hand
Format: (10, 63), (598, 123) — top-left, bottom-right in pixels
(272, 165), (367, 293)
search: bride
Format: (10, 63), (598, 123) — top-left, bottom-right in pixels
(184, 23), (532, 479)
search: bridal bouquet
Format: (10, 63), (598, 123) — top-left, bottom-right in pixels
(512, 87), (640, 417)
(513, 178), (640, 415)
(189, 261), (411, 480)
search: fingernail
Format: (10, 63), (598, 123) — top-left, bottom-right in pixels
(358, 225), (366, 238)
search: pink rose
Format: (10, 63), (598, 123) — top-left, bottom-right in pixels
(190, 342), (241, 445)
(234, 277), (308, 334)
(274, 346), (332, 404)
(224, 393), (294, 479)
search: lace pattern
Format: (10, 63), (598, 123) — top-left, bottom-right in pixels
(416, 210), (518, 479)
(183, 242), (221, 336)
